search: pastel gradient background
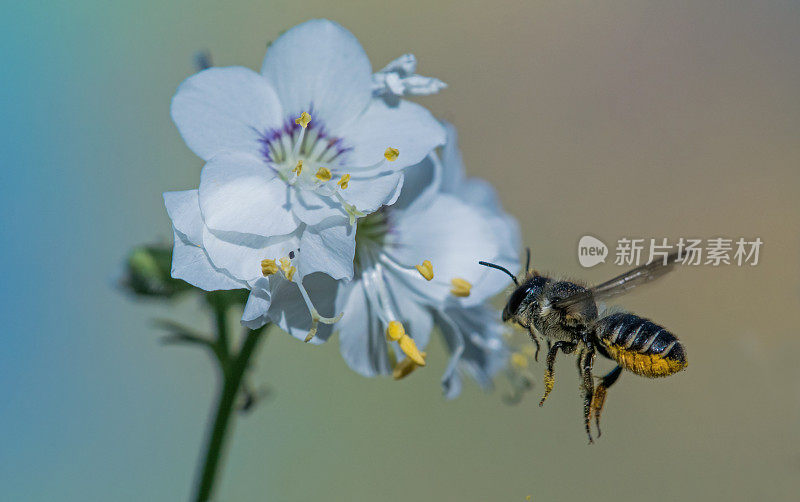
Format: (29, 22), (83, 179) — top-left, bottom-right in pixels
(3, 1), (799, 501)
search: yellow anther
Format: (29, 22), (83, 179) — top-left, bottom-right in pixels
(337, 173), (351, 189)
(450, 277), (472, 297)
(414, 260), (434, 281)
(292, 160), (303, 175)
(279, 257), (296, 282)
(384, 147), (399, 162)
(295, 111), (311, 129)
(315, 167), (332, 182)
(511, 352), (528, 370)
(398, 334), (426, 366)
(261, 258), (279, 276)
(386, 320), (405, 341)
(392, 352), (427, 380)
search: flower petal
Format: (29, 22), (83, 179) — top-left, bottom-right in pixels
(267, 273), (339, 344)
(241, 277), (272, 329)
(163, 190), (203, 245)
(436, 309), (466, 399)
(341, 170), (403, 214)
(199, 152), (297, 237)
(435, 304), (510, 400)
(338, 99), (445, 171)
(171, 230), (245, 291)
(287, 188), (341, 226)
(392, 154), (442, 211)
(171, 67), (283, 160)
(260, 19), (372, 132)
(298, 222), (356, 280)
(336, 282), (392, 377)
(202, 226), (300, 283)
(387, 194), (498, 304)
(384, 274), (434, 351)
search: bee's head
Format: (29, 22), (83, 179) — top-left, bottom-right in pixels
(481, 249), (546, 323)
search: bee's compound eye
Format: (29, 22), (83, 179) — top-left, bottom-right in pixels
(507, 285), (531, 317)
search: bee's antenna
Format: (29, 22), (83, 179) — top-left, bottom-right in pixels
(478, 261), (519, 286)
(525, 247), (531, 272)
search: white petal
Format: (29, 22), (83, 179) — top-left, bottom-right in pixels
(336, 281), (392, 377)
(298, 222), (356, 280)
(241, 278), (272, 329)
(384, 275), (433, 350)
(261, 19), (372, 132)
(339, 99), (446, 170)
(171, 230), (245, 291)
(202, 226), (300, 283)
(436, 309), (466, 400)
(392, 153), (442, 211)
(199, 152), (297, 237)
(267, 273), (339, 344)
(377, 54), (417, 75)
(341, 170), (403, 214)
(171, 67), (283, 160)
(438, 122), (467, 193)
(163, 190), (203, 244)
(442, 303), (510, 393)
(287, 188), (342, 226)
(388, 194), (498, 304)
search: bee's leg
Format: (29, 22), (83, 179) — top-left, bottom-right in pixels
(591, 365), (623, 437)
(578, 345), (597, 444)
(527, 330), (541, 362)
(539, 341), (575, 407)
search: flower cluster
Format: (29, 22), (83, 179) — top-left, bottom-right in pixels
(165, 19), (521, 397)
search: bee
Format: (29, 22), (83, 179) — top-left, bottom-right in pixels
(479, 250), (687, 443)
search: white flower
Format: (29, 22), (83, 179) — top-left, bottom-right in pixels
(372, 54), (447, 100)
(268, 123), (521, 394)
(435, 302), (510, 399)
(165, 19), (445, 333)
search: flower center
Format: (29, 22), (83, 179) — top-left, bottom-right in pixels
(259, 111), (400, 225)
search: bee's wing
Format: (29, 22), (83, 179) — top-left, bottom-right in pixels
(552, 252), (682, 309)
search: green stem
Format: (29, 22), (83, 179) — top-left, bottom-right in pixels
(192, 317), (266, 502)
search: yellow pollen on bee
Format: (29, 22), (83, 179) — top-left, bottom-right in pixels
(510, 352), (528, 370)
(295, 111), (311, 129)
(337, 173), (351, 189)
(392, 352), (427, 380)
(384, 147), (400, 162)
(415, 260), (434, 281)
(450, 277), (472, 297)
(292, 160), (303, 175)
(261, 258), (279, 276)
(315, 167), (332, 182)
(386, 320), (405, 341)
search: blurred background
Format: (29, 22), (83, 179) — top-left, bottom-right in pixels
(2, 1), (799, 500)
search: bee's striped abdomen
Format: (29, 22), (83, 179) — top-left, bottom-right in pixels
(595, 312), (687, 378)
